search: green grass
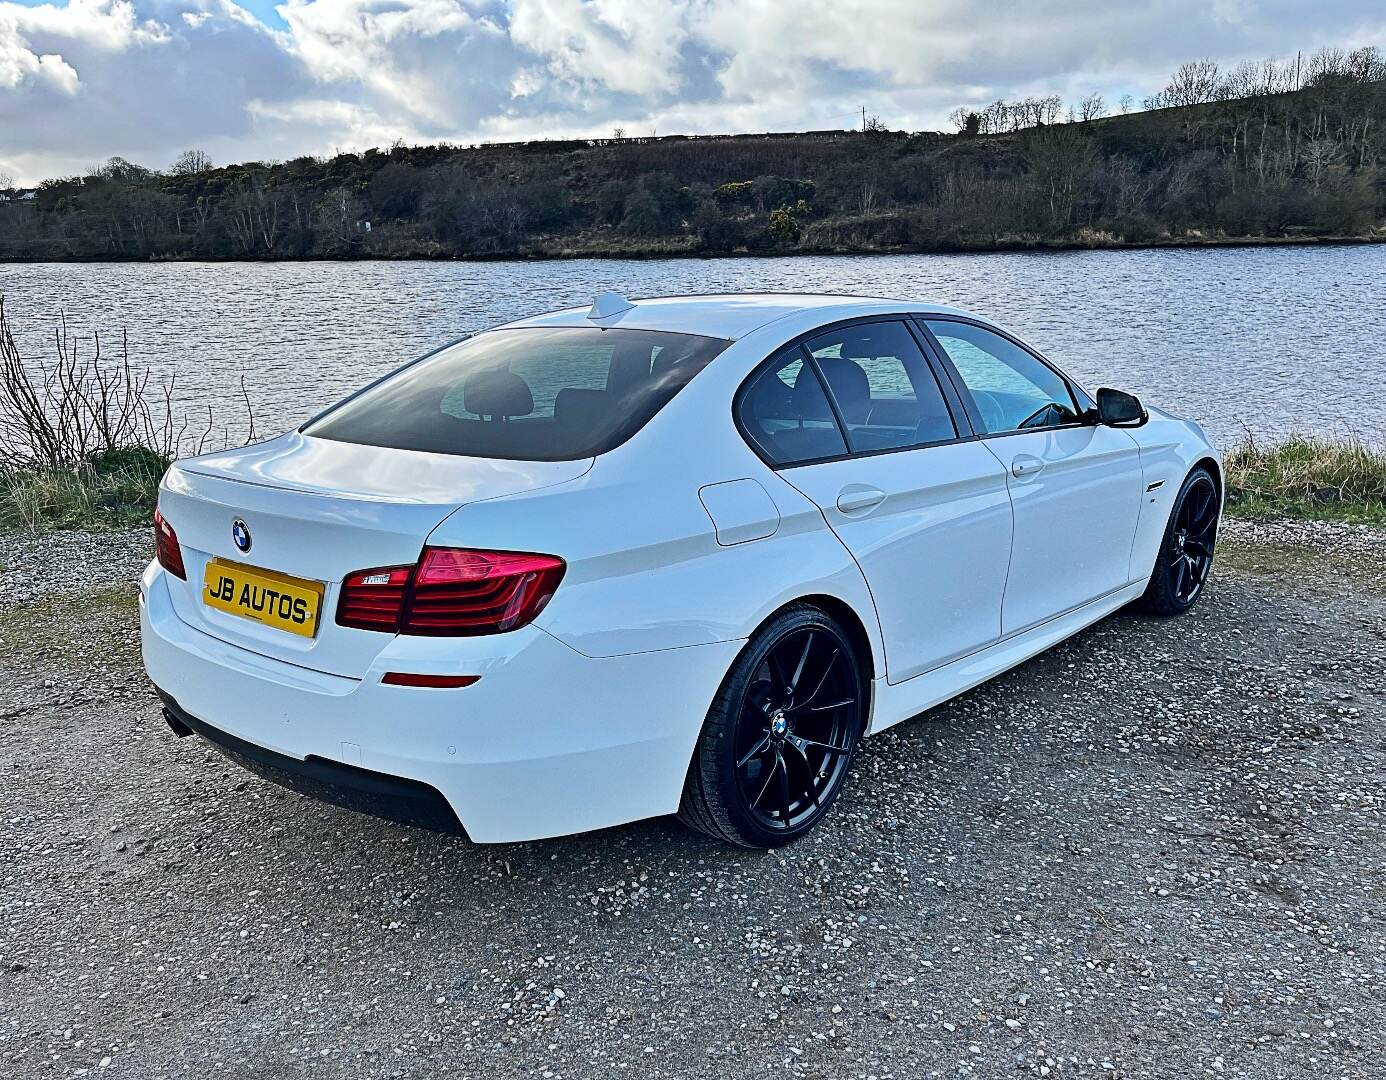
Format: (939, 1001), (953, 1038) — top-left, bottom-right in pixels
(0, 447), (166, 531)
(1223, 435), (1386, 525)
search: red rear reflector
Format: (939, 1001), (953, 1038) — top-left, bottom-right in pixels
(154, 506), (186, 580)
(336, 547), (565, 637)
(381, 672), (481, 688)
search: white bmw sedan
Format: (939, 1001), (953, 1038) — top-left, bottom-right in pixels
(142, 293), (1221, 847)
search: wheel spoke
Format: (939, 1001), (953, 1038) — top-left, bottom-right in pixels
(751, 752), (780, 809)
(808, 697), (855, 713)
(787, 632), (814, 699)
(1185, 537), (1213, 558)
(736, 732), (771, 770)
(793, 735), (851, 757)
(775, 749), (792, 825)
(1185, 487), (1206, 525)
(1171, 556), (1188, 598)
(1186, 483), (1219, 533)
(790, 647), (840, 713)
(765, 651), (791, 698)
(1191, 517), (1219, 542)
(788, 740), (821, 808)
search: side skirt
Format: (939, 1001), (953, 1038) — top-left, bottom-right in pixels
(867, 581), (1146, 735)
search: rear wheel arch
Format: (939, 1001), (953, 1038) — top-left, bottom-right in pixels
(786, 594), (876, 726)
(703, 594), (878, 739)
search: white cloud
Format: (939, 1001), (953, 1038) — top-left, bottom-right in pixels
(0, 0), (1383, 183)
(508, 0), (692, 97)
(0, 39), (78, 93)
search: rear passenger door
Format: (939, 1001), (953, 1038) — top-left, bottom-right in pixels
(740, 319), (1012, 684)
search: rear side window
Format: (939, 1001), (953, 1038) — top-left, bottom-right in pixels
(305, 328), (728, 461)
(737, 348), (848, 466)
(804, 321), (957, 452)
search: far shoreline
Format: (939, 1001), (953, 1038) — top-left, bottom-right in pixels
(1, 231), (1382, 266)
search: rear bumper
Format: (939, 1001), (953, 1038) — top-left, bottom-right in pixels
(159, 690), (466, 835)
(140, 562), (741, 842)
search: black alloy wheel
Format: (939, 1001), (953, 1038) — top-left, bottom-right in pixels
(679, 606), (864, 847)
(1140, 465), (1220, 615)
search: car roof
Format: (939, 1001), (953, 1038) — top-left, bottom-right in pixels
(496, 293), (983, 341)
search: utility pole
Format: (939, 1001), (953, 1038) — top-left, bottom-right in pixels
(861, 105), (867, 132)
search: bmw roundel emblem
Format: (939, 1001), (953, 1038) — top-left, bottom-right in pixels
(231, 518), (252, 553)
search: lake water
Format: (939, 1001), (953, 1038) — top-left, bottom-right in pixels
(2, 245), (1382, 450)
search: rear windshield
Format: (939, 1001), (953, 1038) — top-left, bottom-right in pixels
(304, 327), (729, 461)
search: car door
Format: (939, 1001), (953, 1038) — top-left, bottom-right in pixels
(738, 320), (1012, 684)
(920, 318), (1144, 636)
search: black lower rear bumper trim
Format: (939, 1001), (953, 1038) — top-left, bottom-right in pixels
(157, 689), (466, 837)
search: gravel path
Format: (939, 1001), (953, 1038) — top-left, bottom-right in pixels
(0, 519), (1382, 1079)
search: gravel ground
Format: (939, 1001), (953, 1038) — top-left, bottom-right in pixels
(0, 519), (1382, 1080)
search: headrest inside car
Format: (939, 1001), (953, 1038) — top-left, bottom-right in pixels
(838, 340), (879, 361)
(462, 368), (534, 418)
(814, 356), (871, 422)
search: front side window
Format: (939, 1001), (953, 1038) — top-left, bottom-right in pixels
(804, 321), (957, 452)
(924, 320), (1080, 434)
(737, 348), (848, 466)
(305, 327), (727, 460)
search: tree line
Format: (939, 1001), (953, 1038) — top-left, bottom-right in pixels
(1, 47), (1382, 261)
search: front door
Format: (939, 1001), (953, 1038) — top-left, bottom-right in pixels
(921, 318), (1144, 635)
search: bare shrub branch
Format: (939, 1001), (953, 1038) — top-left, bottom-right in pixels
(0, 297), (255, 472)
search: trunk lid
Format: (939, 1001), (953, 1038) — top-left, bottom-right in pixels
(157, 432), (591, 678)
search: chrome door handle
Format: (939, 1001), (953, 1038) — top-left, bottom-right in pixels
(1011, 454), (1045, 479)
(836, 485), (887, 514)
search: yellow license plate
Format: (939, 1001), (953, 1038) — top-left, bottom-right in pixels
(203, 559), (324, 638)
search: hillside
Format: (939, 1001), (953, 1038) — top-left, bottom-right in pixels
(2, 58), (1383, 261)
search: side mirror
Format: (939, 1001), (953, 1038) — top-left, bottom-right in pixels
(1095, 387), (1147, 427)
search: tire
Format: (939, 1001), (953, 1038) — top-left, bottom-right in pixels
(678, 605), (865, 848)
(1137, 465), (1221, 616)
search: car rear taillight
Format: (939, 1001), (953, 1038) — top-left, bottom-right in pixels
(154, 506), (186, 579)
(336, 548), (565, 637)
(337, 565), (411, 632)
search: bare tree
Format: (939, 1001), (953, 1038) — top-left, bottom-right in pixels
(1079, 93), (1106, 121)
(170, 149), (213, 176)
(1346, 45), (1386, 83)
(1302, 139), (1342, 187)
(1307, 46), (1348, 86)
(1163, 59), (1223, 107)
(1118, 93), (1134, 114)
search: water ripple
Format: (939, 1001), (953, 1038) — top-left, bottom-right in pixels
(1, 246), (1381, 449)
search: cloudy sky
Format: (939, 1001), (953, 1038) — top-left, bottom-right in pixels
(1, 0), (1383, 184)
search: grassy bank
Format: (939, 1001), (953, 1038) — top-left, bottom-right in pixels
(2, 436), (1383, 532)
(1224, 436), (1386, 524)
(0, 448), (165, 531)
